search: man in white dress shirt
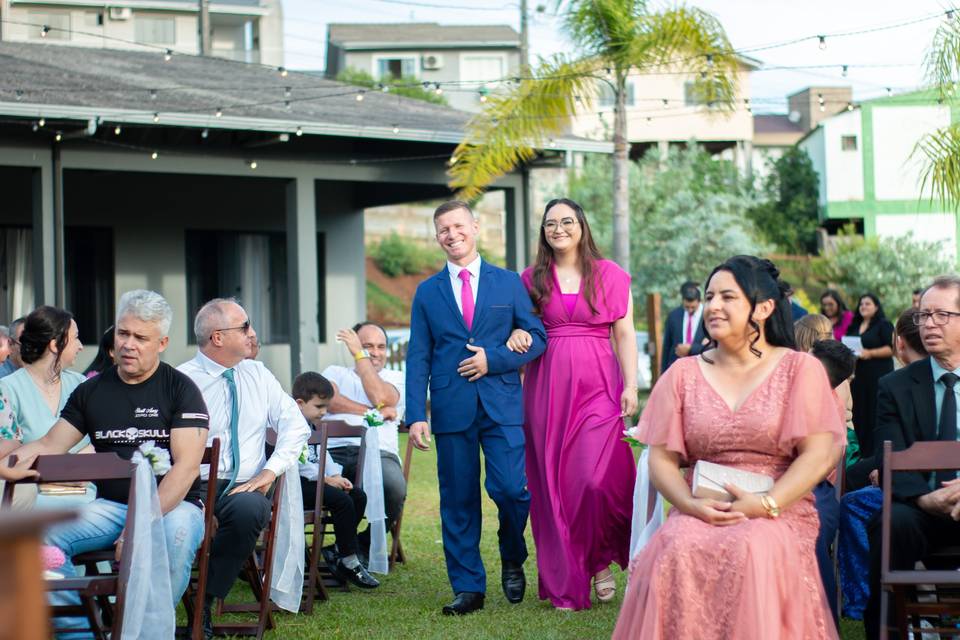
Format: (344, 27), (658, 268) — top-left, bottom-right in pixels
(323, 321), (406, 553)
(178, 298), (310, 639)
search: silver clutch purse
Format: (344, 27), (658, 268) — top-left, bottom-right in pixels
(691, 460), (774, 502)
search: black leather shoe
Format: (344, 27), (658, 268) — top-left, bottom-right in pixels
(334, 558), (380, 589)
(502, 560), (526, 604)
(201, 601), (214, 640)
(442, 592), (485, 616)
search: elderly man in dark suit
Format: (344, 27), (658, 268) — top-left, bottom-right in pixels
(864, 275), (960, 639)
(660, 280), (706, 371)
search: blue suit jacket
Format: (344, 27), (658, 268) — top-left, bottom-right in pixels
(405, 260), (546, 433)
(661, 305), (707, 371)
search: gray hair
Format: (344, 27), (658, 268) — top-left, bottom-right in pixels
(194, 297), (241, 347)
(0, 326), (9, 340)
(116, 290), (173, 337)
(922, 275), (960, 310)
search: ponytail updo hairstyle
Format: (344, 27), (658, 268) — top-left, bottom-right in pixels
(18, 306), (75, 376)
(527, 197), (604, 316)
(702, 255), (797, 360)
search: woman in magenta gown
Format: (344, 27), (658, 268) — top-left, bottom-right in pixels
(613, 256), (843, 639)
(510, 197), (638, 610)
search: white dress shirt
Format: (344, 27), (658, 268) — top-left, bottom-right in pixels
(299, 446), (343, 482)
(447, 254), (481, 314)
(681, 303), (703, 344)
(178, 351), (310, 482)
(321, 365), (406, 457)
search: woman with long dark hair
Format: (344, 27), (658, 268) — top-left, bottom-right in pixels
(845, 293), (894, 458)
(0, 306), (89, 450)
(83, 325), (115, 378)
(507, 197), (638, 609)
(613, 256), (842, 639)
(820, 289), (854, 340)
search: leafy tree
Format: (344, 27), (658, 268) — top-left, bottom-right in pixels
(449, 0), (740, 269)
(748, 147), (820, 254)
(561, 145), (767, 312)
(335, 68), (449, 106)
(817, 228), (954, 314)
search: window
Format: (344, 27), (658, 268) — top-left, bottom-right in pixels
(0, 227), (35, 324)
(460, 55), (505, 85)
(375, 57), (417, 80)
(65, 228), (115, 345)
(185, 230), (289, 344)
(27, 11), (70, 40)
(598, 81), (635, 108)
(684, 81), (710, 107)
(841, 135), (858, 151)
(134, 16), (176, 45)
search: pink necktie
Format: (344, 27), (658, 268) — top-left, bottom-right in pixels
(686, 312), (694, 344)
(458, 269), (475, 330)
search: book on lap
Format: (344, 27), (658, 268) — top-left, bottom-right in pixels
(691, 460), (774, 502)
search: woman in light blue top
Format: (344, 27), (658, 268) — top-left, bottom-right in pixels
(0, 306), (90, 451)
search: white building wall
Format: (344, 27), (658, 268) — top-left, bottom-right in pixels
(872, 105), (950, 201)
(800, 128), (828, 207)
(875, 212), (957, 261)
(822, 110), (863, 203)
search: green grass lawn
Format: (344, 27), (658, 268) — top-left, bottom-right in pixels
(217, 434), (867, 639)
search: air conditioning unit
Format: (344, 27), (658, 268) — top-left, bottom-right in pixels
(108, 7), (132, 21)
(422, 54), (444, 70)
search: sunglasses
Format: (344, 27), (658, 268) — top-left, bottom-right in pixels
(215, 320), (251, 334)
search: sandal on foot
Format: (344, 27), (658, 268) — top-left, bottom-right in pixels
(594, 570), (616, 602)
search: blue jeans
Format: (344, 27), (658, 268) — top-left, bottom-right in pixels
(45, 498), (204, 639)
(813, 480), (840, 625)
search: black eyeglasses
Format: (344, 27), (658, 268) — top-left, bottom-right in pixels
(215, 320), (251, 334)
(543, 217), (579, 232)
(912, 311), (960, 327)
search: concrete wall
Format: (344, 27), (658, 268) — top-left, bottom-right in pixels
(3, 3), (280, 65)
(872, 105), (950, 202)
(570, 66), (754, 144)
(822, 109), (863, 203)
(800, 128), (827, 208)
(341, 48), (521, 113)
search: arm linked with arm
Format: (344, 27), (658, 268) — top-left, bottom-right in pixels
(485, 276), (547, 376)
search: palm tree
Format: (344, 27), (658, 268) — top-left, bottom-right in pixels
(918, 13), (960, 205)
(448, 0), (740, 269)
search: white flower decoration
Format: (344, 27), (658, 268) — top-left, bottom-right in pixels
(363, 409), (385, 427)
(136, 440), (172, 476)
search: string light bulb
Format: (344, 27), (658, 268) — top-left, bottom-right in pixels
(55, 132), (62, 142)
(114, 125), (121, 135)
(295, 126), (303, 136)
(152, 113), (159, 123)
(163, 49), (172, 62)
(355, 92), (364, 101)
(248, 160), (258, 170)
(548, 139), (557, 148)
(201, 128), (209, 139)
(886, 87), (893, 97)
(32, 122), (38, 132)
(818, 36), (827, 50)
(662, 98), (669, 109)
(284, 100), (291, 111)
(150, 89), (157, 100)
(841, 64), (849, 77)
(15, 89), (23, 101)
(479, 92), (488, 103)
(392, 124), (400, 134)
(284, 86), (292, 99)
(434, 84), (443, 96)
(40, 25), (49, 38)
(215, 107), (223, 117)
(846, 102), (854, 111)
(38, 117), (45, 127)
(151, 151), (158, 160)
(278, 66), (288, 77)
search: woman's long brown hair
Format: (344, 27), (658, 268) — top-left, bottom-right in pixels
(528, 198), (605, 315)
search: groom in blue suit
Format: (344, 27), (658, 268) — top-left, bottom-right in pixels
(406, 200), (546, 616)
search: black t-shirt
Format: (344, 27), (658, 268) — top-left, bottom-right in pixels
(60, 362), (210, 506)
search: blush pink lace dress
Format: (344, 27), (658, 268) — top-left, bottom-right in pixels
(612, 350), (844, 640)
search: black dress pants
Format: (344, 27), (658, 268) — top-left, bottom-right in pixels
(865, 500), (960, 639)
(205, 481), (272, 599)
(300, 477), (367, 557)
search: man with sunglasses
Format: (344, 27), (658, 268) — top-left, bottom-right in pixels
(179, 298), (310, 639)
(864, 276), (960, 639)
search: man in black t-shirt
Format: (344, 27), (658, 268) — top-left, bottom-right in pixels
(9, 290), (209, 635)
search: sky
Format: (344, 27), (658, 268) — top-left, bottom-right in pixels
(282, 0), (952, 114)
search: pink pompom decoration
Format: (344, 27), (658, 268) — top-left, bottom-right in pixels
(40, 545), (66, 570)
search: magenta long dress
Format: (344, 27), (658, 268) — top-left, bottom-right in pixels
(612, 351), (844, 639)
(520, 259), (637, 610)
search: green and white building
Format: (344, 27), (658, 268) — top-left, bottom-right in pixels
(799, 90), (959, 260)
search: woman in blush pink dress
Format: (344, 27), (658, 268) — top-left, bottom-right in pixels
(613, 256), (844, 640)
(508, 198), (638, 610)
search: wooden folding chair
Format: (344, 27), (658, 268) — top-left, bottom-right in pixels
(301, 420), (367, 613)
(389, 423), (414, 569)
(3, 453), (138, 640)
(879, 440), (960, 640)
(212, 471), (286, 640)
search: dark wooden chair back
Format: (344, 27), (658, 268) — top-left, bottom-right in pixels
(4, 452), (137, 639)
(180, 438), (221, 640)
(880, 440), (960, 640)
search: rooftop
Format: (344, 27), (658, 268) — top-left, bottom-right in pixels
(327, 23), (521, 50)
(0, 42), (608, 152)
